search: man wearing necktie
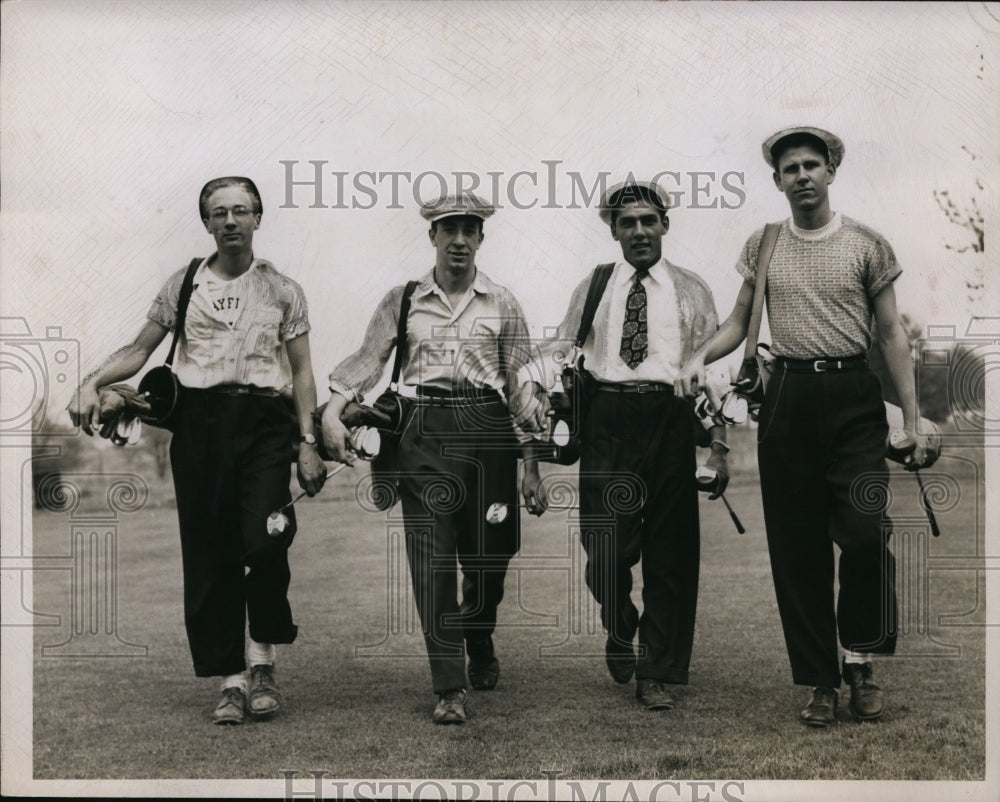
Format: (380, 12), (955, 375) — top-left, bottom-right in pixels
(520, 180), (728, 711)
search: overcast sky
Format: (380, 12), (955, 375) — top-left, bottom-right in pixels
(2, 0), (996, 412)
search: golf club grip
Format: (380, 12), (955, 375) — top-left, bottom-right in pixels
(925, 505), (941, 537)
(729, 507), (746, 535)
(916, 472), (942, 537)
(721, 494), (746, 534)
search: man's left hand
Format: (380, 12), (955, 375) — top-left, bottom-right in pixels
(297, 444), (328, 496)
(704, 450), (730, 500)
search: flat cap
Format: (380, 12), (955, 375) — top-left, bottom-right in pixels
(419, 191), (495, 223)
(762, 126), (845, 169)
(598, 179), (671, 225)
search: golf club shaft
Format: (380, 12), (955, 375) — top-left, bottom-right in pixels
(915, 471), (941, 537)
(275, 463), (348, 514)
(720, 493), (746, 534)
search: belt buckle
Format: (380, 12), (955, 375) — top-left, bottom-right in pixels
(635, 383), (652, 394)
(813, 360), (829, 373)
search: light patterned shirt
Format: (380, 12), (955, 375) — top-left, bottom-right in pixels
(736, 214), (901, 360)
(148, 256), (309, 390)
(522, 258), (719, 388)
(328, 269), (532, 405)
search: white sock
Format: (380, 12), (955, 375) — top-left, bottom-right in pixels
(220, 673), (247, 692)
(247, 639), (275, 667)
(843, 650), (874, 665)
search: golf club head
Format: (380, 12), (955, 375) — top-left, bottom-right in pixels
(719, 392), (748, 425)
(693, 392), (716, 422)
(884, 402), (942, 467)
(110, 416), (142, 447)
(350, 425), (381, 460)
(551, 418), (571, 447)
(886, 429), (916, 463)
(266, 511), (290, 536)
(695, 465), (719, 494)
(533, 417), (581, 465)
(485, 502), (510, 525)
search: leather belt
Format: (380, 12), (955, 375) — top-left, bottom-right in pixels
(594, 381), (672, 393)
(415, 385), (502, 406)
(776, 356), (868, 373)
(204, 384), (281, 397)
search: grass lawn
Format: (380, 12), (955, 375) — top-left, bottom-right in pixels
(30, 443), (986, 782)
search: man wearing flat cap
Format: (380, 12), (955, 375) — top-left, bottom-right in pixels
(677, 127), (930, 727)
(321, 191), (540, 724)
(521, 178), (728, 711)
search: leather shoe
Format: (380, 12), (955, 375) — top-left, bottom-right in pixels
(433, 688), (468, 725)
(605, 634), (636, 684)
(211, 686), (247, 725)
(247, 663), (280, 718)
(636, 678), (674, 710)
(467, 637), (500, 690)
(799, 686), (838, 727)
(842, 659), (884, 721)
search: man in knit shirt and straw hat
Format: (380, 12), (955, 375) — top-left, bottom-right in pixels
(677, 127), (930, 727)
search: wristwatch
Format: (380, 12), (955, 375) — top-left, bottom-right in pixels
(300, 433), (317, 445)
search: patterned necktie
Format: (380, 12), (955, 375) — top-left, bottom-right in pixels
(619, 270), (648, 369)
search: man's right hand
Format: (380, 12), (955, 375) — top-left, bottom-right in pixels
(512, 381), (551, 435)
(67, 385), (102, 436)
(320, 402), (357, 465)
(675, 356), (706, 400)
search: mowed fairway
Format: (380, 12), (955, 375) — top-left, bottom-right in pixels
(31, 451), (986, 781)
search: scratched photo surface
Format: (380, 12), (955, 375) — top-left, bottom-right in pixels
(1, 2), (997, 801)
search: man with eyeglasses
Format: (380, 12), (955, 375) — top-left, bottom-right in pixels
(68, 176), (327, 725)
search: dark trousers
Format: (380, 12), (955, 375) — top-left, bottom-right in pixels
(169, 389), (298, 677)
(757, 366), (897, 688)
(579, 389), (700, 684)
(397, 396), (520, 693)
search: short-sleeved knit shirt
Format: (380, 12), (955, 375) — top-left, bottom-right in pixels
(735, 214), (901, 360)
(148, 256), (309, 390)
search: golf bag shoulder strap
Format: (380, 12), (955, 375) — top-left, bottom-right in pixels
(575, 263), (615, 348)
(165, 257), (203, 368)
(389, 280), (420, 386)
(743, 223), (780, 361)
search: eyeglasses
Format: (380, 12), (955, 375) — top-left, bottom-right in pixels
(209, 206), (254, 221)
